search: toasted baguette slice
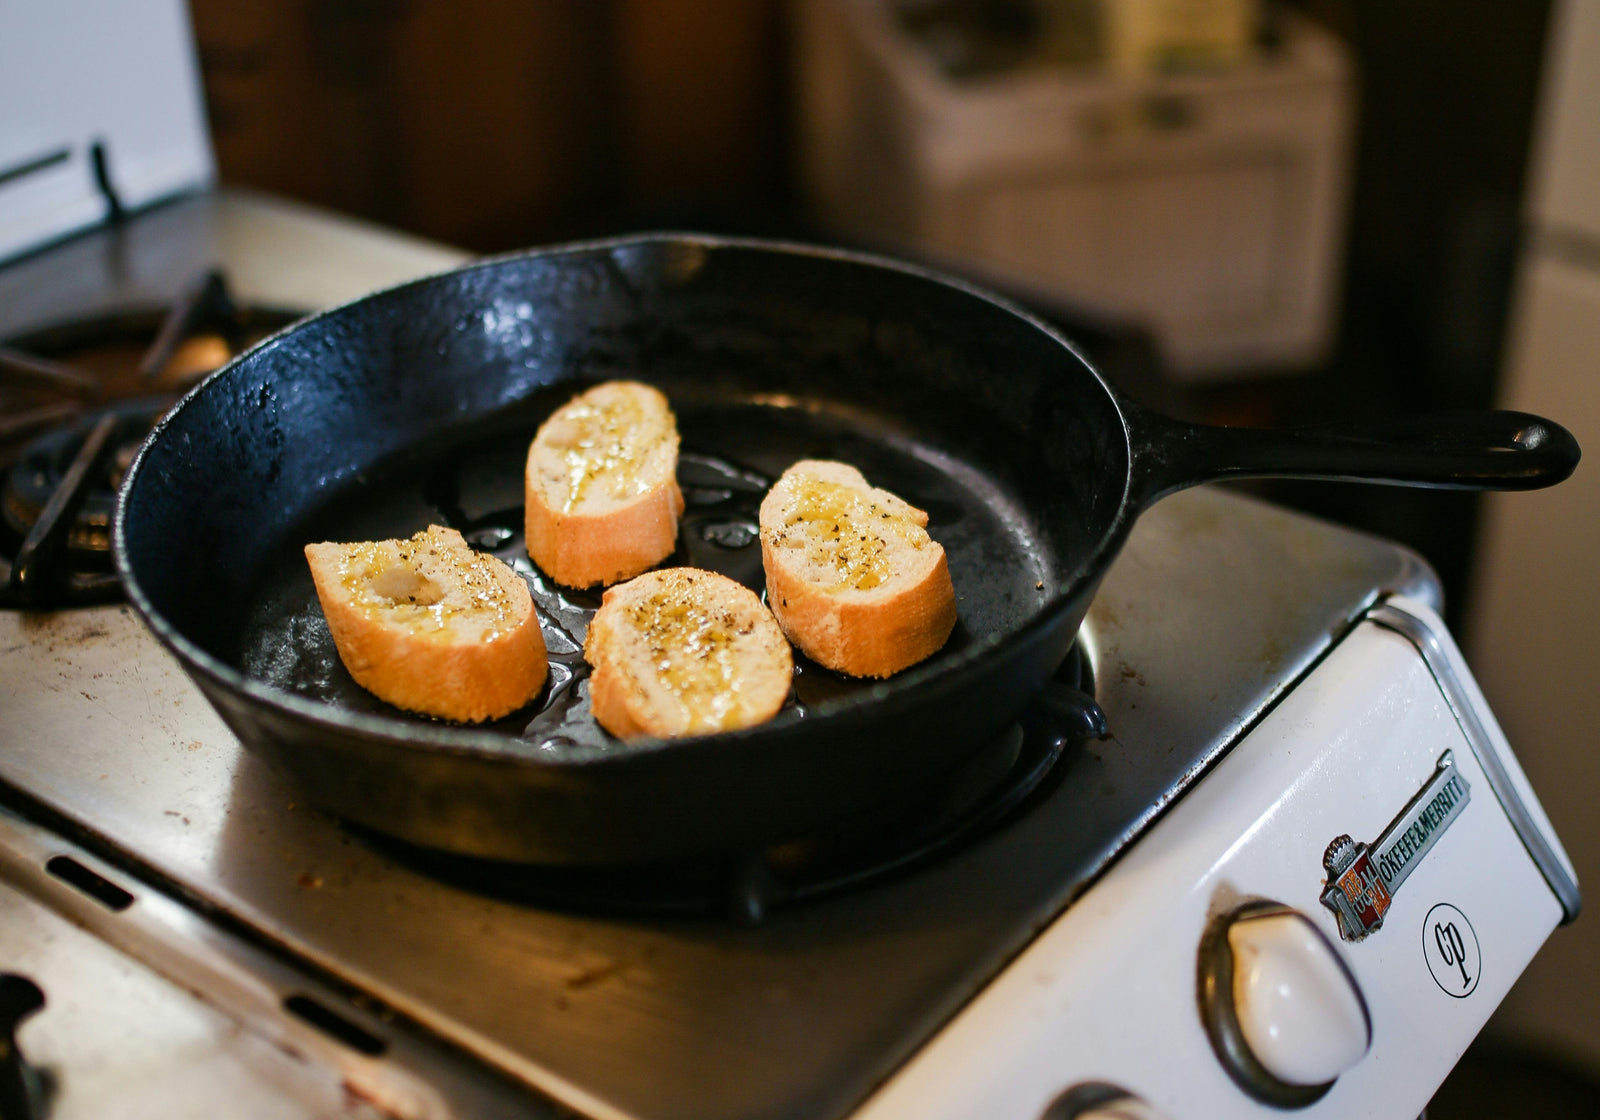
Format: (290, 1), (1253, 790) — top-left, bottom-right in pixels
(584, 568), (793, 739)
(525, 380), (684, 588)
(305, 525), (548, 722)
(759, 460), (957, 678)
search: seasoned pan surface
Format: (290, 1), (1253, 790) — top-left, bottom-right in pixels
(236, 387), (1053, 757)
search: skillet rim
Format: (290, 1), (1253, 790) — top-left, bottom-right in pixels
(112, 232), (1141, 765)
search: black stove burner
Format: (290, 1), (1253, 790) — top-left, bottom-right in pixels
(366, 648), (1104, 924)
(1, 401), (165, 605)
(0, 280), (302, 609)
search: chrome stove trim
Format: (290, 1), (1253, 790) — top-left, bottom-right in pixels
(1366, 600), (1581, 924)
(0, 806), (561, 1120)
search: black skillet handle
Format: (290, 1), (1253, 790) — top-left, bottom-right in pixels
(1125, 403), (1582, 508)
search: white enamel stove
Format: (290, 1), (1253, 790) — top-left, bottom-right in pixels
(0, 4), (1580, 1115)
(855, 595), (1577, 1120)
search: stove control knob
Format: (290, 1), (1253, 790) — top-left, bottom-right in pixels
(1199, 902), (1371, 1108)
(1042, 1083), (1170, 1120)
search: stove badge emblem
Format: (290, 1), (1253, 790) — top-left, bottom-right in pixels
(1322, 835), (1392, 938)
(1320, 751), (1471, 941)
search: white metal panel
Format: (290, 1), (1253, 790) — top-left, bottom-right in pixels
(855, 614), (1563, 1119)
(794, 0), (1353, 376)
(0, 0), (214, 261)
(972, 155), (1287, 324)
(1526, 0), (1600, 242)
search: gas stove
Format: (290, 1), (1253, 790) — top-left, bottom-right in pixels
(0, 70), (1583, 1120)
(0, 4), (1580, 1115)
(0, 206), (1581, 1113)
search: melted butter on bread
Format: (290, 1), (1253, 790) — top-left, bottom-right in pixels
(336, 530), (520, 641)
(524, 381), (684, 589)
(532, 384), (675, 513)
(772, 475), (931, 592)
(585, 568), (792, 738)
(759, 460), (956, 679)
(305, 524), (548, 722)
(624, 570), (756, 727)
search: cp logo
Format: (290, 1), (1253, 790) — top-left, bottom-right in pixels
(1423, 903), (1480, 998)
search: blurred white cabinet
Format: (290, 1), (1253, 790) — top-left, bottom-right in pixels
(1470, 0), (1600, 1073)
(794, 0), (1353, 377)
(1526, 0), (1600, 240)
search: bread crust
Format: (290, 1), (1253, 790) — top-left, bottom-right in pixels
(759, 461), (957, 678)
(525, 381), (683, 588)
(305, 525), (548, 722)
(584, 568), (793, 739)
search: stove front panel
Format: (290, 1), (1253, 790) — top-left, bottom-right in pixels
(854, 598), (1572, 1120)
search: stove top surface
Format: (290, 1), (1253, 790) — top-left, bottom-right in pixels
(0, 485), (1435, 1120)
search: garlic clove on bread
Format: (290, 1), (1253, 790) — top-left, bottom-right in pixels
(524, 380), (684, 588)
(759, 460), (957, 679)
(304, 524), (548, 722)
(583, 567), (793, 739)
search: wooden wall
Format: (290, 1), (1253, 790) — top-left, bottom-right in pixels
(190, 0), (787, 251)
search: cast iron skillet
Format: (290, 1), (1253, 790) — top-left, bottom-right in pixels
(114, 236), (1578, 864)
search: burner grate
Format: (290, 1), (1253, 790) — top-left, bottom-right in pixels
(0, 274), (301, 609)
